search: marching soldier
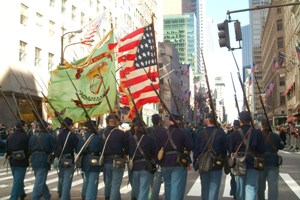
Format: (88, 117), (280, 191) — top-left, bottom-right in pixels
(228, 111), (265, 200)
(6, 120), (29, 200)
(226, 120), (240, 200)
(29, 120), (56, 200)
(157, 114), (193, 200)
(146, 114), (166, 200)
(54, 117), (79, 200)
(193, 113), (227, 200)
(102, 114), (129, 200)
(129, 117), (156, 200)
(77, 120), (103, 200)
(257, 119), (284, 200)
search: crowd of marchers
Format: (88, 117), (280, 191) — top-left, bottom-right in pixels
(0, 110), (287, 200)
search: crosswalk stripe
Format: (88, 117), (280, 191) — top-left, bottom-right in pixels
(280, 173), (300, 198)
(187, 177), (201, 196)
(1, 168), (300, 200)
(223, 175), (231, 197)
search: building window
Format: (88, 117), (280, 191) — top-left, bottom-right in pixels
(280, 92), (285, 106)
(81, 12), (85, 26)
(277, 8), (281, 14)
(35, 47), (42, 67)
(277, 19), (283, 31)
(49, 20), (55, 37)
(279, 74), (285, 86)
(19, 41), (27, 63)
(61, 0), (66, 14)
(71, 5), (76, 21)
(20, 4), (28, 25)
(36, 13), (43, 28)
(49, 0), (55, 7)
(277, 37), (284, 49)
(48, 53), (54, 71)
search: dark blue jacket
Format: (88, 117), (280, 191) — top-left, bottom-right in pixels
(102, 126), (129, 163)
(228, 124), (265, 169)
(29, 131), (56, 169)
(193, 126), (227, 170)
(7, 128), (30, 167)
(262, 130), (284, 167)
(78, 131), (103, 172)
(54, 128), (79, 160)
(129, 131), (156, 171)
(157, 125), (193, 167)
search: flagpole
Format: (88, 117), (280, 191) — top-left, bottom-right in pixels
(253, 74), (272, 131)
(231, 51), (254, 127)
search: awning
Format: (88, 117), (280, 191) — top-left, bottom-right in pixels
(284, 82), (295, 95)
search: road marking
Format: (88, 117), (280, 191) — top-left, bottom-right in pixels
(223, 175), (231, 197)
(187, 177), (201, 196)
(280, 173), (300, 198)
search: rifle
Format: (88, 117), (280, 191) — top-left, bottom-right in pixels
(167, 79), (184, 128)
(0, 86), (25, 132)
(27, 71), (68, 127)
(10, 69), (48, 131)
(230, 72), (241, 116)
(253, 74), (273, 131)
(66, 71), (98, 134)
(231, 51), (254, 127)
(12, 92), (23, 120)
(200, 49), (219, 127)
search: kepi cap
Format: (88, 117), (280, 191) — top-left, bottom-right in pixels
(239, 111), (251, 122)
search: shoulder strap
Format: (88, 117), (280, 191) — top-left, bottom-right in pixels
(201, 128), (217, 152)
(58, 131), (71, 161)
(132, 135), (145, 160)
(234, 127), (252, 155)
(263, 131), (278, 152)
(36, 132), (45, 152)
(99, 127), (117, 161)
(162, 129), (175, 148)
(167, 129), (178, 151)
(74, 133), (95, 163)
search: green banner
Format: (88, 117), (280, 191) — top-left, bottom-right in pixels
(47, 33), (116, 128)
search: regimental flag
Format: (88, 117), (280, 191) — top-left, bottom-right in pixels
(273, 58), (279, 71)
(47, 32), (116, 128)
(252, 62), (257, 73)
(109, 24), (159, 119)
(278, 51), (285, 65)
(81, 11), (107, 46)
(296, 46), (300, 60)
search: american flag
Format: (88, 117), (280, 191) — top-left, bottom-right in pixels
(296, 46), (300, 60)
(278, 51), (285, 65)
(273, 58), (279, 71)
(109, 24), (159, 119)
(252, 62), (257, 73)
(81, 12), (107, 46)
(269, 82), (274, 92)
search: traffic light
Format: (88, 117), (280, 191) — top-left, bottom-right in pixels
(217, 20), (230, 49)
(234, 20), (242, 41)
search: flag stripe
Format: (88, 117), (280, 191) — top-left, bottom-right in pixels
(120, 83), (159, 104)
(112, 24), (159, 119)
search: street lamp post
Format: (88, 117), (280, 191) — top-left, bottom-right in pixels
(60, 29), (83, 65)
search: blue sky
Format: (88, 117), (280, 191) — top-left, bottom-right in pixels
(205, 0), (251, 123)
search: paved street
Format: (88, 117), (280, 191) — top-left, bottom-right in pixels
(0, 150), (300, 200)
